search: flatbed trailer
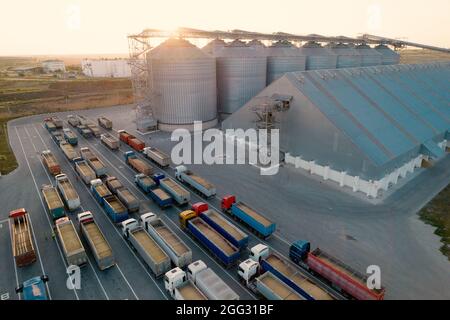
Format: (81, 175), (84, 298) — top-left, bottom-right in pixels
(41, 185), (65, 220)
(41, 150), (61, 175)
(9, 209), (37, 267)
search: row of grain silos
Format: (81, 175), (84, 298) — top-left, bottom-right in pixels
(145, 37), (399, 131)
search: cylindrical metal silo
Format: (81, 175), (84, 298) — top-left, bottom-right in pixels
(266, 40), (306, 84)
(328, 43), (362, 68)
(202, 38), (226, 56)
(355, 44), (383, 67)
(299, 41), (337, 70)
(374, 44), (400, 65)
(214, 39), (267, 116)
(147, 38), (217, 131)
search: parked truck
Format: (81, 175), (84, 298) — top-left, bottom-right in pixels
(118, 130), (135, 144)
(143, 147), (170, 167)
(103, 195), (129, 223)
(116, 187), (140, 213)
(180, 210), (240, 268)
(149, 187), (173, 208)
(77, 211), (115, 270)
(100, 133), (119, 150)
(192, 203), (249, 250)
(164, 267), (207, 300)
(238, 259), (302, 300)
(121, 218), (171, 277)
(41, 150), (61, 175)
(55, 217), (87, 267)
(90, 179), (112, 206)
(98, 116), (113, 129)
(87, 124), (101, 138)
(105, 176), (124, 195)
(77, 124), (93, 138)
(63, 128), (78, 146)
(140, 213), (192, 268)
(51, 116), (63, 128)
(67, 115), (80, 127)
(76, 114), (88, 126)
(221, 195), (276, 239)
(16, 275), (49, 300)
(156, 175), (190, 205)
(248, 244), (336, 300)
(9, 209), (37, 267)
(289, 240), (385, 300)
(188, 260), (239, 300)
(41, 184), (65, 220)
(60, 141), (79, 162)
(128, 137), (145, 152)
(44, 119), (56, 132)
(134, 173), (157, 193)
(55, 174), (81, 210)
(51, 131), (65, 145)
(74, 157), (97, 185)
(175, 165), (216, 198)
(124, 151), (153, 176)
(80, 147), (107, 177)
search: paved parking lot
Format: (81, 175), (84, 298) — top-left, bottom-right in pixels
(2, 104), (450, 299)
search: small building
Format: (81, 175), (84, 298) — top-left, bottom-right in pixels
(42, 60), (65, 73)
(81, 59), (131, 78)
(11, 66), (41, 76)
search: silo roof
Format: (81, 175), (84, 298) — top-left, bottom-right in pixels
(215, 39), (266, 57)
(148, 38), (212, 60)
(267, 40), (306, 57)
(299, 42), (337, 56)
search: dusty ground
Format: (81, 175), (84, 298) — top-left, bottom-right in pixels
(400, 49), (450, 64)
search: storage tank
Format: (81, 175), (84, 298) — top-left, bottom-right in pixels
(299, 41), (337, 70)
(202, 38), (226, 55)
(248, 39), (266, 50)
(355, 44), (383, 67)
(147, 38), (217, 131)
(327, 43), (362, 68)
(214, 39), (267, 116)
(374, 44), (400, 65)
(266, 40), (306, 84)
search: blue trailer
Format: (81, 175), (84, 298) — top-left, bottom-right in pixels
(90, 179), (112, 206)
(103, 194), (128, 223)
(148, 187), (173, 208)
(181, 212), (240, 268)
(221, 195), (276, 239)
(135, 173), (157, 193)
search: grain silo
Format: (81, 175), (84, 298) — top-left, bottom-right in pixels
(328, 43), (362, 68)
(300, 41), (337, 70)
(248, 39), (266, 50)
(202, 38), (226, 55)
(266, 40), (306, 84)
(355, 44), (383, 66)
(214, 39), (267, 116)
(375, 44), (400, 65)
(147, 38), (217, 131)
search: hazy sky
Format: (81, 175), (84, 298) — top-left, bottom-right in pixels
(1, 0), (449, 55)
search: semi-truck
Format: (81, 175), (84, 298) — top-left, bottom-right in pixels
(76, 124), (93, 138)
(74, 157), (96, 185)
(188, 260), (239, 300)
(76, 114), (88, 126)
(164, 267), (207, 300)
(55, 174), (81, 210)
(248, 244), (336, 300)
(51, 116), (63, 128)
(121, 218), (171, 277)
(118, 130), (135, 144)
(156, 175), (190, 205)
(221, 195), (276, 239)
(103, 195), (129, 223)
(80, 147), (107, 177)
(87, 124), (101, 138)
(143, 147), (170, 168)
(98, 116), (113, 129)
(180, 210), (240, 268)
(60, 141), (79, 162)
(9, 209), (37, 267)
(16, 275), (49, 300)
(63, 128), (78, 146)
(148, 187), (173, 208)
(41, 150), (61, 175)
(116, 187), (140, 213)
(51, 131), (65, 145)
(175, 165), (216, 198)
(238, 259), (302, 300)
(124, 151), (153, 176)
(105, 176), (124, 195)
(67, 115), (80, 127)
(100, 133), (119, 150)
(41, 184), (65, 220)
(44, 119), (56, 132)
(289, 240), (385, 300)
(135, 173), (157, 193)
(90, 179), (112, 206)
(192, 202), (249, 250)
(128, 137), (145, 152)
(140, 213), (192, 268)
(55, 217), (87, 267)
(77, 211), (115, 270)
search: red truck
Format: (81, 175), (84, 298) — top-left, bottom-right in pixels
(289, 240), (385, 300)
(118, 130), (145, 151)
(9, 209), (37, 267)
(118, 130), (135, 144)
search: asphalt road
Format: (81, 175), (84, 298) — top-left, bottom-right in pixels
(2, 104), (450, 300)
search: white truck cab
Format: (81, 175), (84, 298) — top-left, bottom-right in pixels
(139, 212), (157, 230)
(90, 178), (103, 188)
(174, 165), (187, 180)
(238, 259), (260, 285)
(77, 211), (93, 223)
(164, 267), (186, 295)
(121, 218), (139, 237)
(186, 260), (208, 283)
(249, 244), (270, 262)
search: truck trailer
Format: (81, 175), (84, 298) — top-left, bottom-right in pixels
(41, 150), (61, 175)
(143, 147), (170, 167)
(60, 141), (79, 162)
(135, 173), (157, 193)
(90, 179), (112, 206)
(55, 174), (80, 211)
(164, 267), (207, 300)
(74, 157), (97, 185)
(41, 185), (65, 220)
(116, 187), (140, 213)
(105, 176), (124, 195)
(148, 187), (173, 208)
(9, 209), (37, 267)
(103, 195), (128, 223)
(157, 176), (190, 206)
(175, 165), (216, 198)
(98, 116), (113, 130)
(124, 151), (153, 176)
(55, 217), (87, 267)
(100, 133), (119, 150)
(63, 128), (78, 146)
(80, 147), (107, 177)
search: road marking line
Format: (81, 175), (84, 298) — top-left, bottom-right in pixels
(116, 264), (139, 300)
(34, 124), (167, 300)
(15, 126), (75, 300)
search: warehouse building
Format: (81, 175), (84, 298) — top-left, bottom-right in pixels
(222, 62), (450, 197)
(41, 59), (65, 73)
(81, 59), (131, 78)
